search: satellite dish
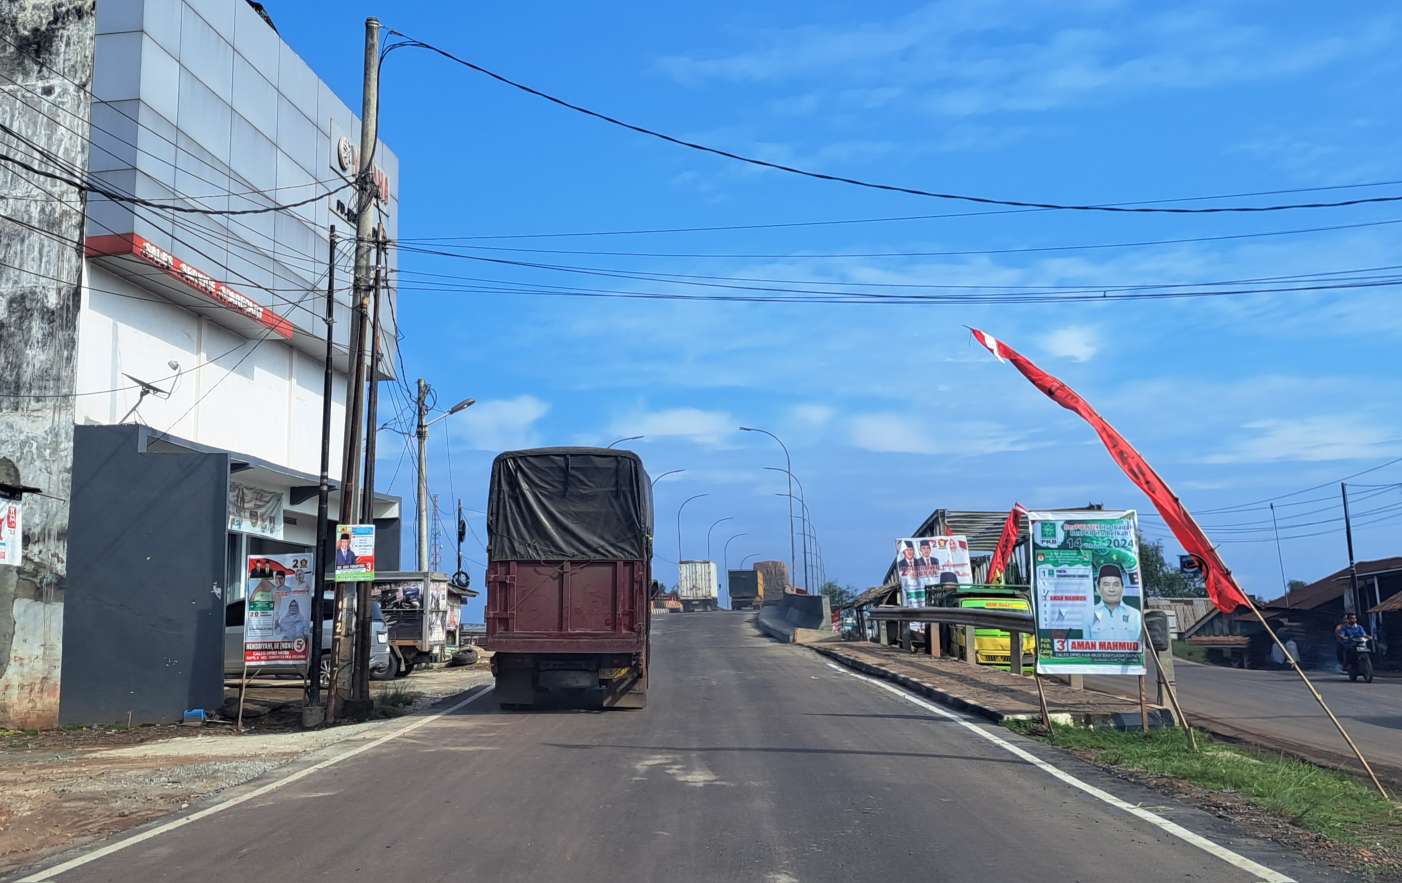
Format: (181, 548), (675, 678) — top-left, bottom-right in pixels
(119, 371), (175, 424)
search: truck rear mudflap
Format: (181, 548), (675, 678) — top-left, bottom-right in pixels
(492, 652), (647, 710)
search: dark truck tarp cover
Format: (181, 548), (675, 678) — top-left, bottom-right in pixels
(488, 447), (653, 561)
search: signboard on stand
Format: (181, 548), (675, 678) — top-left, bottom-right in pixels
(894, 535), (972, 607)
(244, 553), (314, 668)
(334, 524), (376, 582)
(0, 496), (20, 566)
(1028, 510), (1145, 676)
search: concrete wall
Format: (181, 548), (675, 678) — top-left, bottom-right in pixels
(60, 426), (228, 725)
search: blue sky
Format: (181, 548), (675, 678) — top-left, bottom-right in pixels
(269, 1), (1402, 620)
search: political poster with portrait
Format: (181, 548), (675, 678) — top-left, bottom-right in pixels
(244, 553), (315, 668)
(334, 524), (376, 582)
(1028, 510), (1145, 676)
(0, 496), (20, 566)
(894, 536), (973, 608)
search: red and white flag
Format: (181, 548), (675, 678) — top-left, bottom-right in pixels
(970, 328), (1249, 613)
(986, 502), (1026, 585)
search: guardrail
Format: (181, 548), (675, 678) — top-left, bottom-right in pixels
(862, 605), (1035, 674)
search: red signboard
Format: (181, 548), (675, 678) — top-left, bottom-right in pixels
(85, 234), (293, 340)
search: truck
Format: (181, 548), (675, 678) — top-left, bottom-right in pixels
(677, 560), (718, 612)
(484, 447), (652, 709)
(754, 560), (789, 605)
(727, 570), (763, 610)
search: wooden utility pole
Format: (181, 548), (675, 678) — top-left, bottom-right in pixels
(0, 2), (95, 729)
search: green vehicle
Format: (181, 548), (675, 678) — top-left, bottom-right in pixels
(944, 587), (1035, 672)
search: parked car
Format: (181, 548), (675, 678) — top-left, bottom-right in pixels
(224, 591), (394, 684)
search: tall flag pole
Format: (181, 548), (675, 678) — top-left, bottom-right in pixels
(970, 328), (1389, 799)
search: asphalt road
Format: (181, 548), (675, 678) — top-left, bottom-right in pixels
(1087, 660), (1402, 777)
(18, 613), (1341, 882)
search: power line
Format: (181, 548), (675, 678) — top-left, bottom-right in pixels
(396, 216), (1402, 260)
(389, 31), (1402, 216)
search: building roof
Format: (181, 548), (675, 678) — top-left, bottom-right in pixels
(879, 508), (1028, 585)
(846, 583), (899, 610)
(1371, 591), (1402, 614)
(1265, 557), (1402, 611)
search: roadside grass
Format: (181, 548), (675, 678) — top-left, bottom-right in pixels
(1007, 721), (1402, 855)
(372, 684), (417, 716)
(1171, 639), (1210, 664)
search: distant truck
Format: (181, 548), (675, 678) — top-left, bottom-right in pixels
(754, 560), (789, 606)
(484, 447), (652, 709)
(727, 570), (763, 610)
(677, 561), (718, 612)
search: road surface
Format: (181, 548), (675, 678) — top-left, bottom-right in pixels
(1087, 660), (1402, 778)
(18, 613), (1337, 882)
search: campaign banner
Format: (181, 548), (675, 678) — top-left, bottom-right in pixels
(334, 524), (376, 582)
(1029, 510), (1145, 675)
(0, 496), (20, 566)
(894, 535), (972, 608)
(228, 483), (284, 540)
(244, 553), (314, 668)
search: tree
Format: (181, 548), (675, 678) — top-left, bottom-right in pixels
(819, 581), (855, 608)
(1137, 532), (1203, 599)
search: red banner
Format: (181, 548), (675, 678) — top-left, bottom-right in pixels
(986, 502), (1026, 584)
(971, 329), (1249, 613)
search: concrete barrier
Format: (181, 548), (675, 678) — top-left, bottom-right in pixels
(756, 592), (833, 644)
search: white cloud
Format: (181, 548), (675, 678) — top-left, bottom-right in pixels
(1201, 417), (1402, 464)
(790, 404), (836, 429)
(847, 414), (1032, 456)
(610, 407), (736, 447)
(456, 395), (550, 451)
(1040, 325), (1099, 362)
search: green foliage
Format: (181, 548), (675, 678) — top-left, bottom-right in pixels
(1171, 639), (1209, 663)
(1137, 531), (1203, 598)
(1007, 723), (1402, 852)
(819, 581), (855, 607)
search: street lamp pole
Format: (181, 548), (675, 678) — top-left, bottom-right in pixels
(608, 435), (644, 448)
(765, 466), (810, 592)
(651, 467), (685, 487)
(706, 515), (734, 564)
(740, 553), (761, 568)
(723, 532), (748, 573)
(741, 426), (795, 589)
(677, 493), (709, 565)
(417, 386), (475, 571)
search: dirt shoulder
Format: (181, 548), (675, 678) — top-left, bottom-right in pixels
(0, 665), (491, 877)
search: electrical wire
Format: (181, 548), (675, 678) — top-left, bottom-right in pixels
(395, 216), (1402, 261)
(388, 30), (1402, 215)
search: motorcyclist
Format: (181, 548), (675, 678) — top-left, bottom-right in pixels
(1335, 612), (1368, 669)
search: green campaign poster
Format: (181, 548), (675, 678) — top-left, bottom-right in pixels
(1027, 510), (1145, 676)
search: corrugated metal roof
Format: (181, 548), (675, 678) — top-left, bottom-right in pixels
(879, 507), (1030, 585)
(1266, 556), (1402, 611)
(846, 583), (899, 610)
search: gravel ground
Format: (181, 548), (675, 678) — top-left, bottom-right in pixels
(0, 664), (491, 876)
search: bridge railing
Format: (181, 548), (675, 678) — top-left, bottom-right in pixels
(863, 605), (1035, 675)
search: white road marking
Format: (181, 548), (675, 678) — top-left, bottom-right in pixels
(824, 662), (1292, 883)
(19, 686), (495, 882)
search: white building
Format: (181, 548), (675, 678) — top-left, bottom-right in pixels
(57, 0), (404, 725)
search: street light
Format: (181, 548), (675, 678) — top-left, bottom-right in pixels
(740, 552), (761, 568)
(765, 466), (810, 593)
(722, 531), (748, 572)
(608, 435), (644, 448)
(776, 493), (817, 591)
(706, 515), (734, 564)
(651, 468), (685, 487)
(676, 492), (709, 565)
(418, 387), (475, 570)
(740, 426), (795, 589)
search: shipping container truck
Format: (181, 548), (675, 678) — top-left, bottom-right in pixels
(727, 570), (763, 610)
(754, 560), (790, 606)
(484, 448), (652, 709)
(677, 560), (719, 612)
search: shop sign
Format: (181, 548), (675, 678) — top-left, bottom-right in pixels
(229, 483), (284, 540)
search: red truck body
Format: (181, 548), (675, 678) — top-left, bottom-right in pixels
(484, 448), (651, 708)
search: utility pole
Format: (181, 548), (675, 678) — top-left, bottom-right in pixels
(456, 499), (465, 576)
(1341, 483), (1361, 615)
(350, 230), (384, 708)
(0, 1), (95, 729)
(416, 379), (430, 571)
(333, 17), (382, 717)
(307, 227), (338, 713)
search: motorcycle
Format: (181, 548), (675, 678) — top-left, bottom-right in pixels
(1345, 635), (1375, 684)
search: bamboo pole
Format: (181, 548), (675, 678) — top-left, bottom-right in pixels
(1142, 617), (1198, 751)
(236, 659), (250, 734)
(1240, 595), (1389, 800)
(1031, 665), (1054, 734)
(1137, 675), (1149, 735)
